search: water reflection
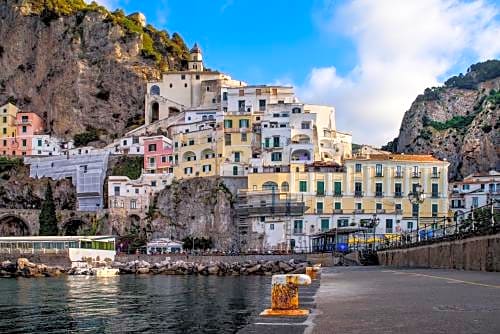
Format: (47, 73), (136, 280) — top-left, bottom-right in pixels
(0, 275), (270, 333)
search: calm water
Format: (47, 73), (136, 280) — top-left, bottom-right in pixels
(0, 275), (271, 333)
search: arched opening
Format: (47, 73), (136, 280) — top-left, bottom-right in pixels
(291, 149), (311, 162)
(0, 215), (30, 236)
(201, 149), (215, 160)
(63, 219), (86, 236)
(202, 115), (208, 121)
(292, 134), (311, 144)
(262, 181), (278, 191)
(150, 85), (160, 96)
(281, 181), (289, 192)
(183, 151), (196, 162)
(151, 102), (159, 122)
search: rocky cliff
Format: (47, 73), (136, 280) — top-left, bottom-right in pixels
(155, 177), (237, 251)
(388, 60), (499, 180)
(0, 0), (190, 144)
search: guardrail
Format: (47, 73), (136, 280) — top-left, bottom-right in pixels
(378, 201), (499, 250)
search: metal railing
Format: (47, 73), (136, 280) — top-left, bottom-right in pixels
(378, 201), (499, 251)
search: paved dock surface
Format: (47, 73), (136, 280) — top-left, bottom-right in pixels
(312, 267), (500, 334)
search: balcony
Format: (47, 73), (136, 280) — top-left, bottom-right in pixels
(375, 172), (384, 177)
(431, 192), (440, 198)
(376, 209), (386, 214)
(354, 191), (364, 198)
(353, 209), (364, 214)
(394, 172), (403, 178)
(333, 209), (343, 214)
(315, 209), (324, 214)
(316, 190), (325, 196)
(395, 209), (403, 215)
(412, 172), (421, 178)
(394, 192), (403, 198)
(293, 229), (304, 235)
(375, 191), (383, 198)
(333, 191), (343, 197)
(431, 172), (441, 178)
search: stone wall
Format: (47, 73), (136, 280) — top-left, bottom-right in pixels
(0, 251), (71, 268)
(378, 233), (500, 271)
(116, 253), (307, 264)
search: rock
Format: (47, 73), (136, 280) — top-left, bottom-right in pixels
(207, 265), (219, 275)
(246, 264), (261, 274)
(137, 267), (150, 274)
(278, 261), (293, 273)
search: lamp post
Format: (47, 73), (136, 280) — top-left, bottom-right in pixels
(371, 214), (380, 251)
(408, 183), (425, 241)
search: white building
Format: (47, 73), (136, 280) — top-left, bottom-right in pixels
(31, 135), (64, 156)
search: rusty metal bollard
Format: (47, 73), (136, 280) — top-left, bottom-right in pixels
(306, 264), (321, 280)
(260, 274), (311, 316)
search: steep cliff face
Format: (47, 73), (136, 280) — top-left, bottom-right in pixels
(0, 0), (190, 143)
(390, 60), (500, 180)
(155, 177), (237, 251)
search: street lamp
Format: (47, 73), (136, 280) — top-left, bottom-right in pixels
(408, 184), (425, 241)
(371, 214), (380, 250)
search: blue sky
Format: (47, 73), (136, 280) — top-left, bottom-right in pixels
(96, 0), (500, 145)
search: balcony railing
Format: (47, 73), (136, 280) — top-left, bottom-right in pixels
(353, 209), (364, 214)
(431, 192), (440, 198)
(376, 209), (386, 214)
(431, 172), (441, 178)
(375, 191), (383, 197)
(412, 172), (421, 178)
(333, 191), (343, 197)
(333, 209), (343, 214)
(395, 209), (403, 215)
(316, 190), (325, 196)
(394, 172), (403, 178)
(394, 192), (403, 198)
(293, 229), (304, 235)
(375, 172), (384, 177)
(354, 191), (364, 197)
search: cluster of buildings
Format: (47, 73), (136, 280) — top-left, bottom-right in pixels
(4, 44), (498, 252)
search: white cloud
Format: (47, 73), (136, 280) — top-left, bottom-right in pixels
(299, 0), (500, 146)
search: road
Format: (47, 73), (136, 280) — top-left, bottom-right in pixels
(311, 267), (500, 334)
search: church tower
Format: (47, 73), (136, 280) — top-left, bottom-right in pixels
(188, 43), (204, 71)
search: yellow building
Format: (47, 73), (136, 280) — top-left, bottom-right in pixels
(241, 154), (449, 252)
(0, 102), (18, 138)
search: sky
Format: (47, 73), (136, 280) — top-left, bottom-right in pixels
(90, 0), (500, 146)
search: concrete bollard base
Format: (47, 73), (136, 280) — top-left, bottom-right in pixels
(260, 308), (309, 316)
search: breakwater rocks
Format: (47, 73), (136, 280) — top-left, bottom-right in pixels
(0, 258), (64, 278)
(113, 259), (309, 276)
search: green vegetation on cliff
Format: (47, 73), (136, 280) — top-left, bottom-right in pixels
(444, 60), (500, 89)
(111, 156), (143, 180)
(423, 114), (476, 131)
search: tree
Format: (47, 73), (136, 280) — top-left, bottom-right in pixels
(39, 182), (58, 236)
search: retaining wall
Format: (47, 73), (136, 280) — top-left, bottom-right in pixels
(115, 253), (308, 264)
(0, 251), (72, 268)
(377, 233), (500, 272)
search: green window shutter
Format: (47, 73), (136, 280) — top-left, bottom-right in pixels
(317, 181), (325, 195)
(334, 182), (341, 195)
(321, 219), (329, 231)
(264, 138), (270, 148)
(299, 181), (307, 192)
(334, 202), (341, 210)
(224, 120), (232, 128)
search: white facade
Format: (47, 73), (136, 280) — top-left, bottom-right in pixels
(450, 171), (500, 217)
(31, 135), (63, 156)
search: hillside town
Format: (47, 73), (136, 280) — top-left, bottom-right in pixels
(0, 45), (498, 253)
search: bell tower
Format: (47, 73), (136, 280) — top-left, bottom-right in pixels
(188, 43), (204, 72)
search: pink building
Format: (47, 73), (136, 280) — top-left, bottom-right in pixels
(143, 136), (174, 173)
(15, 112), (44, 156)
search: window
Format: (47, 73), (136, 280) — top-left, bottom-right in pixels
(202, 164), (211, 173)
(238, 100), (245, 111)
(321, 219), (330, 231)
(207, 137), (213, 143)
(355, 203), (362, 210)
(281, 182), (289, 192)
(375, 164), (383, 176)
(234, 152), (241, 162)
(232, 166), (238, 176)
(407, 221), (414, 230)
(413, 166), (419, 177)
(269, 223), (274, 231)
(184, 167), (193, 175)
(181, 74), (185, 80)
(241, 133), (247, 142)
(271, 152), (282, 161)
(294, 220), (303, 234)
(239, 119), (249, 128)
(396, 165), (402, 177)
(412, 204), (419, 217)
(386, 219), (393, 233)
(376, 203), (382, 210)
(1, 117), (5, 123)
(225, 134), (231, 146)
(355, 163), (362, 173)
(21, 126), (27, 133)
(334, 202), (342, 210)
(395, 203), (402, 211)
(292, 107), (301, 114)
(431, 204), (438, 217)
(472, 197), (478, 208)
(195, 75), (200, 80)
(264, 138), (270, 148)
(224, 120), (233, 128)
(2, 128), (5, 135)
(130, 200), (137, 209)
(337, 219), (349, 227)
(375, 183), (383, 197)
(317, 181), (325, 195)
(301, 122), (310, 129)
(21, 139), (27, 147)
(395, 183), (402, 197)
(151, 181), (157, 187)
(188, 139), (195, 146)
(355, 182), (362, 196)
(463, 184), (470, 190)
(161, 156), (166, 163)
(316, 202), (323, 214)
(150, 85), (160, 95)
(432, 166), (438, 176)
(239, 89), (244, 96)
(135, 189), (139, 194)
(299, 181), (307, 192)
(334, 182), (342, 195)
(431, 183), (439, 197)
(259, 99), (266, 111)
(221, 91), (228, 101)
(273, 136), (280, 147)
(114, 186), (120, 196)
(2, 140), (6, 146)
(148, 144), (157, 152)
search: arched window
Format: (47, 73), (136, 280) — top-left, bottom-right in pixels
(202, 115), (208, 121)
(151, 102), (159, 122)
(281, 182), (289, 192)
(150, 85), (160, 95)
(262, 181), (278, 191)
(208, 115), (214, 120)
